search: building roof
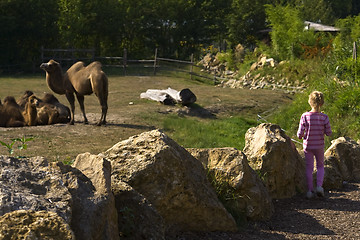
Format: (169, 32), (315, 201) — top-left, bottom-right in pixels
(304, 21), (340, 32)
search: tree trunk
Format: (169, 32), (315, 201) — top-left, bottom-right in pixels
(140, 88), (196, 106)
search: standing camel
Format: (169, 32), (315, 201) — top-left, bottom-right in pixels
(40, 60), (108, 125)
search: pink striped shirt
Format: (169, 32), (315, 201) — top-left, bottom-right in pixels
(297, 111), (332, 150)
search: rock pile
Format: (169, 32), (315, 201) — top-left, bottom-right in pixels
(198, 52), (237, 79)
(219, 70), (306, 94)
(0, 155), (118, 240)
(198, 49), (306, 93)
(1, 126), (358, 239)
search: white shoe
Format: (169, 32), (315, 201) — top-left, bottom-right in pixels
(306, 191), (314, 199)
(316, 186), (324, 197)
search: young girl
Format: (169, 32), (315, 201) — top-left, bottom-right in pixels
(297, 91), (332, 199)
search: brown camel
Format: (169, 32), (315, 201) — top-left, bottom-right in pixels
(17, 90), (34, 109)
(23, 95), (39, 126)
(40, 59), (108, 125)
(0, 96), (25, 127)
(40, 93), (70, 124)
(37, 105), (59, 125)
(17, 90), (70, 124)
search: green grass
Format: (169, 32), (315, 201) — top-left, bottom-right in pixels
(269, 58), (360, 149)
(160, 115), (257, 150)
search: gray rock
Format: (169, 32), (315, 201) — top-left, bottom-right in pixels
(0, 155), (119, 240)
(104, 129), (237, 233)
(243, 123), (306, 199)
(0, 210), (75, 240)
(187, 147), (274, 221)
(324, 137), (360, 189)
(112, 181), (165, 239)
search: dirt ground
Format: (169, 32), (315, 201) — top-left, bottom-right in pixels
(2, 75), (358, 239)
(0, 75), (292, 160)
(174, 181), (360, 239)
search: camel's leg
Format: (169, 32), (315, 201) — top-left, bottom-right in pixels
(93, 90), (107, 126)
(92, 82), (108, 126)
(65, 92), (76, 125)
(76, 94), (88, 124)
(97, 97), (107, 126)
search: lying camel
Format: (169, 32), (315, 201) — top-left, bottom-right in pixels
(40, 93), (70, 124)
(23, 95), (39, 126)
(0, 96), (25, 127)
(17, 90), (71, 124)
(37, 105), (59, 125)
(17, 90), (34, 109)
(40, 60), (108, 125)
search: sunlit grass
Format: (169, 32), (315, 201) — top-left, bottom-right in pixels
(161, 115), (257, 150)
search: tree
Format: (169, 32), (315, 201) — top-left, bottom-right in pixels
(227, 0), (270, 48)
(265, 4), (305, 60)
(294, 0), (335, 25)
(58, 0), (123, 56)
(0, 0), (59, 69)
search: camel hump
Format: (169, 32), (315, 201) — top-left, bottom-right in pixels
(86, 61), (103, 73)
(68, 61), (86, 72)
(88, 61), (102, 68)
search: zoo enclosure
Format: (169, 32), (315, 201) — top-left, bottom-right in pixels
(40, 47), (225, 83)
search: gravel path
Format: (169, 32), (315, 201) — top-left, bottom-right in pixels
(173, 182), (360, 240)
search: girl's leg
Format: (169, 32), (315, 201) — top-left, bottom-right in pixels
(313, 148), (325, 187)
(304, 149), (315, 192)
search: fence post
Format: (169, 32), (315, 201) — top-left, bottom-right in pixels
(91, 49), (95, 62)
(190, 53), (194, 80)
(153, 48), (158, 75)
(41, 46), (44, 63)
(123, 48), (127, 76)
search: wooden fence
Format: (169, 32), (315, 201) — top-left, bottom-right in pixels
(40, 47), (95, 67)
(40, 47), (225, 83)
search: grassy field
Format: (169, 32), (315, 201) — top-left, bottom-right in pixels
(0, 71), (292, 162)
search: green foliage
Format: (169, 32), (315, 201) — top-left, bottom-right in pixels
(270, 57), (360, 148)
(0, 0), (59, 68)
(294, 0), (335, 25)
(207, 169), (247, 227)
(0, 136), (34, 157)
(1, 0), (360, 72)
(118, 206), (136, 238)
(216, 50), (237, 70)
(227, 0), (269, 47)
(265, 4), (305, 60)
(62, 157), (74, 165)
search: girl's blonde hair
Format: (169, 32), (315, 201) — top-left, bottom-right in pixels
(308, 91), (324, 108)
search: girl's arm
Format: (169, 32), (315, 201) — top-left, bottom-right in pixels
(325, 116), (332, 136)
(297, 115), (305, 139)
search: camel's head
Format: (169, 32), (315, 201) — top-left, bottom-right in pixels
(40, 60), (60, 73)
(3, 96), (17, 105)
(28, 95), (40, 107)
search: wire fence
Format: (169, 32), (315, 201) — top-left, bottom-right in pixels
(257, 113), (303, 145)
(39, 47), (227, 84)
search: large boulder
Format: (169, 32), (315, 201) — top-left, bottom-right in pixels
(187, 147), (274, 221)
(323, 137), (360, 189)
(0, 156), (71, 221)
(112, 181), (165, 239)
(0, 210), (75, 240)
(103, 129), (237, 233)
(72, 153), (119, 240)
(0, 155), (119, 240)
(243, 123), (306, 199)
